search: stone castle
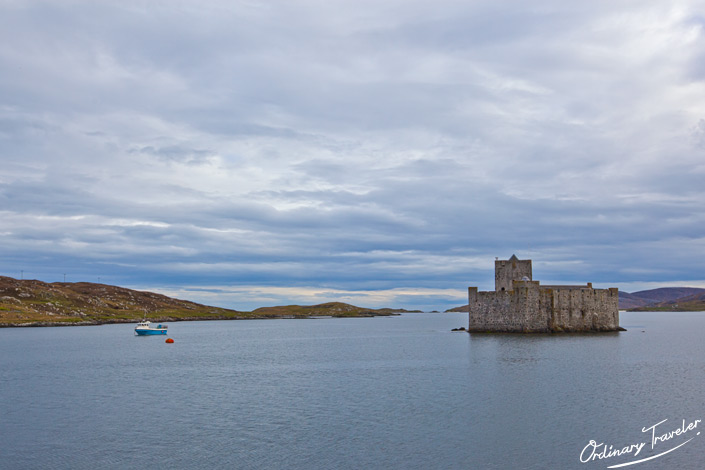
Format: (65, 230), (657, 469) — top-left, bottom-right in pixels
(468, 255), (621, 333)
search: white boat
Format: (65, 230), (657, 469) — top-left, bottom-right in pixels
(134, 320), (168, 336)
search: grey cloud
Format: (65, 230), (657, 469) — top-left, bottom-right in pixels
(1, 0), (704, 310)
(129, 145), (215, 164)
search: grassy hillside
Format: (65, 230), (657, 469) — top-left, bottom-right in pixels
(0, 276), (254, 326)
(0, 276), (403, 326)
(628, 290), (705, 311)
(620, 287), (705, 310)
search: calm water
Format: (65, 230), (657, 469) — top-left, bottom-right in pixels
(1, 312), (704, 469)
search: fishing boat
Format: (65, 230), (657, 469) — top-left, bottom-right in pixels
(134, 320), (168, 336)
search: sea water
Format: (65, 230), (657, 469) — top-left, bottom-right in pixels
(1, 312), (704, 469)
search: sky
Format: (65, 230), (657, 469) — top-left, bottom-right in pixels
(1, 0), (704, 311)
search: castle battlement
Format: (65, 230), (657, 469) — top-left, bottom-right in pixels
(468, 255), (622, 333)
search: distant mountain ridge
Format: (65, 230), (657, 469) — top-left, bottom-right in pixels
(0, 276), (408, 327)
(618, 287), (705, 310)
(445, 287), (705, 312)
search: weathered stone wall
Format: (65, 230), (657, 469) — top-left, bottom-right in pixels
(469, 287), (515, 331)
(495, 257), (532, 292)
(469, 282), (550, 332)
(544, 286), (619, 332)
(468, 256), (621, 333)
(468, 283), (620, 333)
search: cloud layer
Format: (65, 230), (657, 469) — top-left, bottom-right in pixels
(1, 1), (704, 310)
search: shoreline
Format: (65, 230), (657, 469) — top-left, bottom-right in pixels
(0, 312), (404, 328)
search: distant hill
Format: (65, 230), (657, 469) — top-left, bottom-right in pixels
(620, 288), (705, 310)
(252, 304), (419, 317)
(445, 287), (705, 312)
(0, 276), (405, 327)
(445, 305), (468, 313)
(618, 291), (650, 310)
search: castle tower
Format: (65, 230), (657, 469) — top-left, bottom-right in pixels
(495, 254), (532, 292)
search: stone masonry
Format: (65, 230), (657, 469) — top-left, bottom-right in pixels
(468, 255), (621, 333)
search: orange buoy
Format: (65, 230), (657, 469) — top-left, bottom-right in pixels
(165, 338), (174, 343)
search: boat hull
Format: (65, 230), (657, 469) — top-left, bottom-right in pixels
(135, 328), (168, 335)
(134, 320), (168, 336)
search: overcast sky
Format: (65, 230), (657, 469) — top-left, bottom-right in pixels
(1, 0), (704, 311)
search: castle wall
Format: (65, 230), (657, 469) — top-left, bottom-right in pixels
(468, 287), (515, 331)
(468, 282), (549, 332)
(544, 286), (619, 332)
(468, 279), (621, 333)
